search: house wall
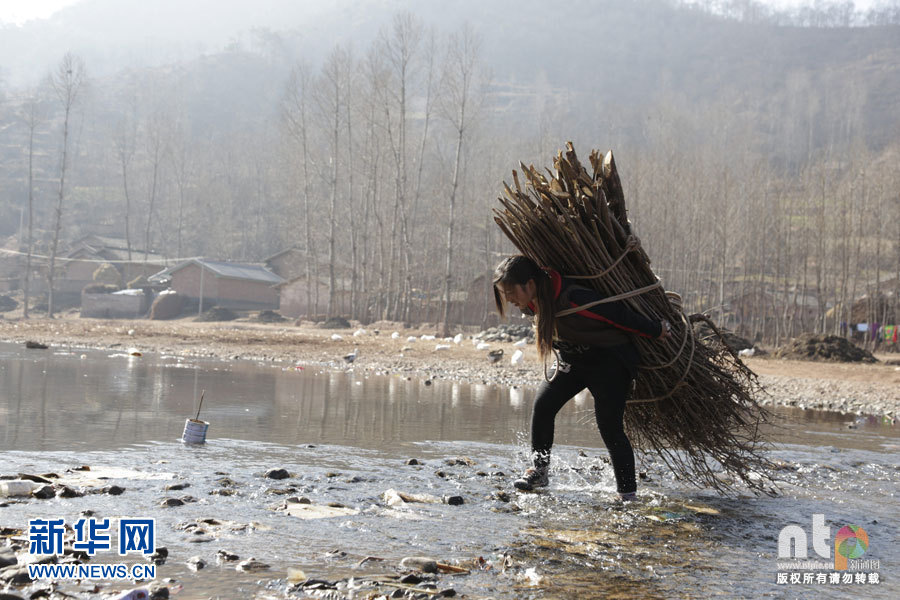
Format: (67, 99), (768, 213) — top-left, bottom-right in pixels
(81, 292), (147, 318)
(171, 264), (279, 310)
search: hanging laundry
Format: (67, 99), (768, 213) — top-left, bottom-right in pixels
(857, 323), (868, 332)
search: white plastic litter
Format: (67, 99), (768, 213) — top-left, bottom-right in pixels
(331, 334), (343, 341)
(421, 334), (436, 341)
(434, 344), (451, 351)
(0, 480), (40, 497)
(514, 338), (528, 347)
(353, 328), (367, 337)
(406, 336), (417, 342)
(738, 348), (755, 357)
(511, 349), (524, 365)
(453, 333), (463, 344)
(476, 342), (490, 350)
(391, 331), (400, 339)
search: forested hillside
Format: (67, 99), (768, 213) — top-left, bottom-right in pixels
(0, 0), (897, 342)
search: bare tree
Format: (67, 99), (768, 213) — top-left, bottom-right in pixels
(114, 92), (138, 261)
(47, 53), (86, 318)
(283, 64), (318, 318)
(18, 93), (43, 318)
(315, 46), (351, 317)
(439, 25), (484, 336)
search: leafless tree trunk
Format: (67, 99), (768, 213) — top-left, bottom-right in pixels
(114, 94), (138, 261)
(440, 26), (483, 335)
(283, 65), (317, 318)
(144, 111), (165, 265)
(20, 95), (42, 319)
(316, 47), (350, 318)
(47, 53), (86, 318)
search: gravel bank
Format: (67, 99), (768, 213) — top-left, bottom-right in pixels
(1, 316), (897, 419)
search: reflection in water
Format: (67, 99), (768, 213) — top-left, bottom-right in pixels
(0, 342), (897, 454)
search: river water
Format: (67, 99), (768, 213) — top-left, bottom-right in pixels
(0, 342), (897, 599)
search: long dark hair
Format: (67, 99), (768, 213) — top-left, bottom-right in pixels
(492, 255), (556, 360)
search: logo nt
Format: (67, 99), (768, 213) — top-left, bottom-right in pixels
(777, 514), (869, 570)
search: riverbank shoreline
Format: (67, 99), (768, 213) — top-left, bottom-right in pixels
(1, 315), (898, 419)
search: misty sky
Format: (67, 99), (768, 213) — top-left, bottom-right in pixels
(0, 0), (881, 25)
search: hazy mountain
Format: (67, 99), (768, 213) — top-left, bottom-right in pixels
(2, 0), (898, 155)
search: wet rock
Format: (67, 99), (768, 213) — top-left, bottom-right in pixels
(344, 476), (362, 484)
(149, 548), (168, 565)
(215, 477), (238, 487)
(148, 583), (170, 599)
(325, 501), (347, 508)
(434, 471), (447, 478)
(286, 496), (312, 504)
(179, 495), (198, 503)
(215, 550), (239, 562)
(0, 592), (26, 600)
(104, 485), (126, 495)
(325, 472), (340, 478)
(297, 579), (336, 590)
(0, 566), (31, 585)
(389, 590), (405, 599)
(264, 468), (290, 480)
(236, 557), (270, 572)
(186, 535), (214, 544)
(165, 483), (190, 491)
(61, 546), (90, 562)
(185, 556), (206, 571)
(475, 471), (488, 477)
(160, 498), (184, 507)
(0, 550), (16, 569)
(443, 495), (464, 506)
(32, 485), (55, 500)
(493, 491), (511, 503)
(439, 589), (457, 597)
(406, 459), (420, 466)
(400, 557), (438, 573)
(209, 488), (236, 497)
(55, 485), (83, 498)
(399, 574), (422, 584)
(17, 473), (53, 484)
(444, 457), (475, 467)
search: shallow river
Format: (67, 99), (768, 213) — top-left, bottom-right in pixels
(0, 342), (897, 599)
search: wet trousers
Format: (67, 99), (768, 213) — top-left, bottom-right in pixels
(530, 349), (636, 494)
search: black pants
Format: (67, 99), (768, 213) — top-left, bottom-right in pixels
(530, 347), (636, 494)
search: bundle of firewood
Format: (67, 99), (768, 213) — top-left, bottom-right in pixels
(494, 142), (775, 494)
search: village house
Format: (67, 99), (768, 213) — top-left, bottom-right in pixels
(150, 258), (283, 311)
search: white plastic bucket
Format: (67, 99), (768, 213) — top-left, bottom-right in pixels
(182, 419), (209, 444)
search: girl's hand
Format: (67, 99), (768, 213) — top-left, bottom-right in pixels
(658, 320), (672, 340)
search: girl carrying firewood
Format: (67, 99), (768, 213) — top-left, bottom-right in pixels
(493, 254), (670, 500)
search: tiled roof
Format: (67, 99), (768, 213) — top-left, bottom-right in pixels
(151, 259), (284, 285)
